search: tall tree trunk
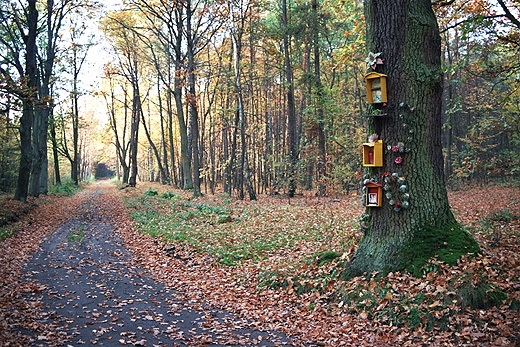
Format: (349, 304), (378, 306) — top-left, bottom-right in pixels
(141, 99), (168, 184)
(128, 84), (140, 187)
(229, 0), (256, 200)
(49, 110), (61, 185)
(186, 0), (201, 197)
(345, 0), (479, 277)
(30, 0), (64, 195)
(103, 75), (130, 185)
(173, 5), (193, 190)
(157, 76), (171, 184)
(15, 0), (38, 202)
(71, 64), (80, 185)
(167, 86), (177, 186)
(128, 51), (143, 187)
(282, 0), (297, 197)
(29, 106), (45, 195)
(312, 0), (326, 197)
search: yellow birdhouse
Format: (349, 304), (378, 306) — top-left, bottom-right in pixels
(362, 140), (383, 167)
(365, 72), (387, 104)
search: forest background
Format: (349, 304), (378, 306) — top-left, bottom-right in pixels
(0, 1), (519, 345)
(0, 0), (518, 198)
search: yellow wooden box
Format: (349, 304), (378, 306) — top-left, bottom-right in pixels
(365, 182), (383, 207)
(362, 140), (383, 167)
(365, 72), (387, 104)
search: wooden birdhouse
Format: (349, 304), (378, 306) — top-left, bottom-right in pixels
(365, 182), (383, 207)
(362, 140), (383, 167)
(365, 72), (387, 104)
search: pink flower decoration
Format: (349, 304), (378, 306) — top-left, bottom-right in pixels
(392, 146), (399, 153)
(395, 157), (403, 164)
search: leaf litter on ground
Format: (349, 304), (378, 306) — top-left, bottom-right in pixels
(0, 182), (519, 346)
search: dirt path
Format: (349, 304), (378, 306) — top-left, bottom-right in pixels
(7, 182), (297, 346)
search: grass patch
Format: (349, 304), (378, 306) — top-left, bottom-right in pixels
(68, 225), (85, 243)
(313, 250), (341, 266)
(144, 189), (158, 196)
(49, 178), (82, 197)
(455, 278), (507, 309)
(125, 191), (356, 267)
(0, 226), (18, 240)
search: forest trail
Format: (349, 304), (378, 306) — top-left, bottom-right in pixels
(1, 181), (297, 347)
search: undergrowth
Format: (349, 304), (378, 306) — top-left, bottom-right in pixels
(49, 178), (83, 197)
(125, 190), (354, 267)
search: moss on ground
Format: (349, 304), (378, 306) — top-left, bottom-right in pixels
(402, 220), (480, 277)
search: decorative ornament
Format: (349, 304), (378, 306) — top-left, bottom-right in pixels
(389, 142), (406, 165)
(365, 52), (384, 71)
(369, 133), (379, 143)
(377, 172), (411, 212)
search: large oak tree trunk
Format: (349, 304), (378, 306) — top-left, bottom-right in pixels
(346, 0), (478, 276)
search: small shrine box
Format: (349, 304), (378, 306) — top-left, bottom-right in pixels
(365, 72), (387, 104)
(365, 182), (383, 207)
(362, 140), (383, 167)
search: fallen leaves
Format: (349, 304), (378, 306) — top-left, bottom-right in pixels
(118, 183), (520, 347)
(1, 183), (519, 346)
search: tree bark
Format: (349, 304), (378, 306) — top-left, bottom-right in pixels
(312, 0), (326, 197)
(229, 0), (256, 201)
(186, 0), (201, 197)
(49, 110), (61, 185)
(172, 4), (193, 190)
(15, 0), (38, 202)
(128, 81), (140, 187)
(141, 98), (168, 184)
(346, 0), (478, 276)
(282, 0), (297, 198)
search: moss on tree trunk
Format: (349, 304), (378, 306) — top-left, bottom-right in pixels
(344, 0), (479, 278)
